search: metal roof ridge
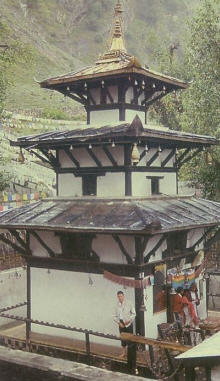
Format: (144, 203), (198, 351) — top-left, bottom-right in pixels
(42, 195), (195, 203)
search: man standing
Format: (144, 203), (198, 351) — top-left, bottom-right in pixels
(114, 291), (136, 357)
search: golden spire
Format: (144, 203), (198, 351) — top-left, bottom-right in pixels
(109, 0), (126, 53)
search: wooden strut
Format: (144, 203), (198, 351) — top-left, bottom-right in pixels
(30, 231), (55, 258)
(64, 147), (80, 168)
(144, 235), (167, 263)
(40, 148), (59, 168)
(0, 233), (26, 256)
(147, 151), (160, 167)
(177, 148), (203, 168)
(9, 230), (31, 256)
(161, 148), (176, 167)
(191, 227), (214, 250)
(112, 235), (133, 264)
(102, 146), (118, 167)
(86, 147), (102, 168)
(30, 150), (51, 166)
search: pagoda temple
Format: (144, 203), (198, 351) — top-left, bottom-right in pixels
(0, 0), (219, 353)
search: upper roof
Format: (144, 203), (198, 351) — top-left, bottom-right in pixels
(0, 196), (219, 234)
(10, 117), (218, 149)
(39, 1), (188, 91)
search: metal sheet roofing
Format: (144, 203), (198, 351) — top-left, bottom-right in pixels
(11, 120), (218, 149)
(0, 197), (219, 234)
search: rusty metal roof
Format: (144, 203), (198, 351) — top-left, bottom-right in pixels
(11, 119), (218, 149)
(0, 197), (219, 234)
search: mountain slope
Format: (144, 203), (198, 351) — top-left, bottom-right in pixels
(1, 0), (200, 114)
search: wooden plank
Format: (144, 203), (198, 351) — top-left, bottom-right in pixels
(121, 333), (192, 353)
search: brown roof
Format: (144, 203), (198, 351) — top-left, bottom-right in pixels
(40, 58), (188, 90)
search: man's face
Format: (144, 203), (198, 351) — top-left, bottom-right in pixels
(117, 293), (124, 303)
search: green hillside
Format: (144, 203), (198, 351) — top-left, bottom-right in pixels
(1, 0), (200, 115)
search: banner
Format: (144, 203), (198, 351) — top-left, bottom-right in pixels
(103, 270), (151, 289)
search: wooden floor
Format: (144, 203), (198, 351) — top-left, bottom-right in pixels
(0, 323), (149, 366)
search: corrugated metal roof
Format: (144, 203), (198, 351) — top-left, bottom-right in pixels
(11, 121), (218, 148)
(0, 197), (219, 234)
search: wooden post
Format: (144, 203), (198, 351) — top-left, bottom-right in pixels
(26, 264), (31, 351)
(134, 237), (145, 338)
(124, 144), (132, 196)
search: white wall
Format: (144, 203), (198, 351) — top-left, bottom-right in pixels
(58, 174), (82, 197)
(145, 285), (167, 339)
(132, 172), (177, 197)
(30, 231), (62, 257)
(31, 268), (135, 346)
(93, 234), (135, 263)
(97, 173), (125, 197)
(90, 110), (120, 124)
(0, 267), (27, 327)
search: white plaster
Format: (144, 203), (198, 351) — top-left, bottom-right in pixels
(97, 173), (125, 197)
(89, 88), (101, 104)
(30, 231), (62, 257)
(145, 286), (167, 339)
(93, 234), (135, 264)
(138, 91), (145, 106)
(125, 109), (145, 124)
(132, 172), (177, 197)
(31, 268), (135, 346)
(59, 150), (75, 169)
(90, 110), (120, 124)
(197, 277), (207, 319)
(144, 235), (167, 263)
(187, 228), (204, 250)
(125, 87), (133, 103)
(106, 85), (118, 104)
(58, 174), (82, 197)
(0, 267), (26, 326)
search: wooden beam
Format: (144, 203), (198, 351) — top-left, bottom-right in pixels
(175, 148), (190, 167)
(30, 231), (55, 258)
(56, 166), (177, 175)
(87, 90), (96, 106)
(26, 264), (31, 351)
(59, 90), (86, 105)
(105, 87), (114, 104)
(40, 148), (59, 168)
(144, 235), (167, 263)
(0, 233), (26, 256)
(178, 148), (203, 167)
(161, 148), (176, 167)
(30, 150), (51, 166)
(121, 333), (192, 353)
(27, 256), (138, 277)
(64, 148), (80, 168)
(191, 227), (213, 250)
(124, 144), (132, 196)
(9, 230), (31, 256)
(147, 151), (160, 167)
(113, 235), (133, 264)
(86, 147), (102, 167)
(102, 146), (118, 167)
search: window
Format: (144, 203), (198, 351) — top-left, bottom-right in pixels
(146, 176), (164, 195)
(82, 175), (97, 196)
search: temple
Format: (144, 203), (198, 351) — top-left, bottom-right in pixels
(0, 0), (219, 360)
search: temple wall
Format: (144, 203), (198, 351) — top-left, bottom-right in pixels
(0, 267), (26, 327)
(58, 174), (82, 197)
(97, 173), (125, 197)
(30, 268), (135, 346)
(132, 172), (177, 197)
(125, 110), (145, 124)
(90, 110), (120, 124)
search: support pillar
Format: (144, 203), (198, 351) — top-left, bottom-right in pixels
(134, 237), (145, 337)
(26, 264), (31, 351)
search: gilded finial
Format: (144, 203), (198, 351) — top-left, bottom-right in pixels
(110, 0), (126, 52)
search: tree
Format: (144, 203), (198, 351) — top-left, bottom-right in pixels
(180, 0), (220, 200)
